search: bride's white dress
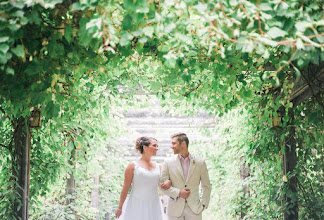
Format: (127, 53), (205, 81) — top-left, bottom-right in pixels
(118, 161), (163, 220)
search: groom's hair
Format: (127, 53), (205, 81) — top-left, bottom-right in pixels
(171, 133), (189, 148)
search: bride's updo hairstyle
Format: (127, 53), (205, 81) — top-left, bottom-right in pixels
(136, 136), (154, 154)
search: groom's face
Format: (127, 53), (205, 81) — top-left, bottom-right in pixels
(171, 137), (182, 154)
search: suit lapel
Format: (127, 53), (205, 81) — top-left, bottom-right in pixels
(185, 155), (196, 183)
(175, 155), (185, 181)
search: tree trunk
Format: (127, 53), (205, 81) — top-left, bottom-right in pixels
(66, 147), (76, 206)
(13, 118), (31, 220)
(283, 108), (298, 220)
(240, 160), (250, 219)
(91, 175), (99, 208)
(91, 175), (99, 219)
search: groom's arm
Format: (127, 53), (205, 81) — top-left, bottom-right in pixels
(200, 160), (211, 208)
(160, 161), (180, 200)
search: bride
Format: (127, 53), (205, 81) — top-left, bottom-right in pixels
(115, 136), (171, 219)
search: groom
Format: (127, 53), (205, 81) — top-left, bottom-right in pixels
(160, 132), (211, 220)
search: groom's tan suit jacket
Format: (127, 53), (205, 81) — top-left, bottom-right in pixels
(160, 155), (211, 217)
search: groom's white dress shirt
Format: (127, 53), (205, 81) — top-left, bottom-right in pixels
(179, 154), (190, 181)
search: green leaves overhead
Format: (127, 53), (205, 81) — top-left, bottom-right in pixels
(267, 27), (287, 39)
(64, 24), (72, 43)
(120, 32), (133, 46)
(0, 44), (9, 54)
(44, 101), (60, 118)
(122, 14), (134, 31)
(11, 45), (25, 57)
(123, 0), (147, 12)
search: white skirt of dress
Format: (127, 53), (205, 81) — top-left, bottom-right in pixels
(118, 195), (163, 220)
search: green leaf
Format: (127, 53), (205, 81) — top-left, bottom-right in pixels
(42, 0), (63, 9)
(6, 67), (14, 75)
(0, 44), (9, 54)
(315, 20), (324, 26)
(64, 24), (72, 43)
(267, 27), (287, 39)
(0, 37), (9, 43)
(123, 0), (134, 9)
(0, 52), (12, 64)
(165, 58), (176, 68)
(182, 74), (191, 82)
(165, 23), (176, 34)
(45, 101), (60, 118)
(120, 32), (133, 46)
(275, 96), (280, 107)
(86, 18), (102, 30)
(122, 14), (134, 31)
(71, 2), (82, 10)
(79, 29), (91, 46)
(212, 81), (218, 91)
(124, 0), (146, 11)
(296, 38), (304, 50)
(11, 45), (25, 57)
(134, 13), (144, 23)
(10, 1), (25, 9)
(151, 81), (160, 91)
(133, 29), (143, 37)
(138, 37), (147, 43)
(188, 50), (197, 57)
(12, 10), (24, 18)
(242, 42), (254, 53)
(292, 65), (301, 76)
(137, 6), (149, 13)
(243, 89), (253, 98)
(257, 36), (278, 47)
(143, 26), (154, 38)
(295, 21), (311, 32)
(259, 3), (272, 11)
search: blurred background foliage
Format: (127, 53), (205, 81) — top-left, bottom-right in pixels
(0, 0), (323, 219)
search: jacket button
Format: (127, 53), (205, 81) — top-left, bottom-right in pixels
(185, 185), (187, 187)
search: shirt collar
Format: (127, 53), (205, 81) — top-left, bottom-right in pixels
(179, 153), (191, 161)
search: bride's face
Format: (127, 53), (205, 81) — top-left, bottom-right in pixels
(145, 140), (159, 156)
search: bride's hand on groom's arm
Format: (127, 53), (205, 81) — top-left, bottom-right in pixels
(160, 179), (172, 190)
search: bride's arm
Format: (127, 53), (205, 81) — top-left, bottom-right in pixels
(115, 163), (135, 218)
(159, 165), (172, 190)
(159, 162), (180, 199)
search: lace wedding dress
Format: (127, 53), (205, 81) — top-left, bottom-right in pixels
(118, 161), (163, 220)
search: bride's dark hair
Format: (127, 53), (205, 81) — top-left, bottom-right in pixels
(135, 137), (157, 154)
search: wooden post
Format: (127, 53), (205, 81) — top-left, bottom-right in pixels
(13, 118), (31, 220)
(283, 108), (298, 220)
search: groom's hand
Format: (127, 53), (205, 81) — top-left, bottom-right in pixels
(179, 188), (190, 199)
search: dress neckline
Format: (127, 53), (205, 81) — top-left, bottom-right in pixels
(135, 161), (157, 171)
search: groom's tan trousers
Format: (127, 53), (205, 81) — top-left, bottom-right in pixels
(168, 203), (202, 220)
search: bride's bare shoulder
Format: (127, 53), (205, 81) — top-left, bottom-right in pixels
(125, 162), (136, 171)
